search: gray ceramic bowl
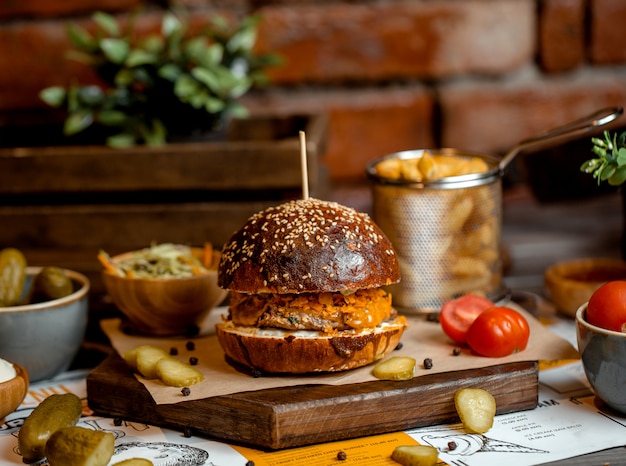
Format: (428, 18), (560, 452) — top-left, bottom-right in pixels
(576, 302), (626, 414)
(0, 267), (89, 382)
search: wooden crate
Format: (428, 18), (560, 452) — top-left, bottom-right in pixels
(0, 114), (328, 298)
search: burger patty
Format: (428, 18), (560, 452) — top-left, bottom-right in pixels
(228, 288), (396, 333)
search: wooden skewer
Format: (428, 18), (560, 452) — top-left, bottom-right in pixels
(299, 130), (309, 200)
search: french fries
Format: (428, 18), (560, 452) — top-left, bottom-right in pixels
(374, 152), (489, 182)
(371, 152), (501, 308)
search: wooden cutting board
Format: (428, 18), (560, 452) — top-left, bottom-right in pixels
(86, 352), (538, 450)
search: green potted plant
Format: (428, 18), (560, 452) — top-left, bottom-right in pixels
(581, 129), (626, 259)
(581, 130), (626, 186)
(39, 9), (280, 147)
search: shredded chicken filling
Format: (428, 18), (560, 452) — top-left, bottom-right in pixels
(228, 288), (395, 332)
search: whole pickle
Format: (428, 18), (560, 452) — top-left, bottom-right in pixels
(0, 248), (27, 306)
(33, 266), (73, 302)
(18, 393), (83, 463)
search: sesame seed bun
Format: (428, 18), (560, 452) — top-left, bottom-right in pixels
(215, 318), (407, 373)
(218, 198), (400, 293)
(216, 198), (406, 374)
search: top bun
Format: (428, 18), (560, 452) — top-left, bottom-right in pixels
(218, 198), (400, 294)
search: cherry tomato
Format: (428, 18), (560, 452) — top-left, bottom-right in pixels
(466, 306), (530, 358)
(439, 294), (495, 344)
(587, 280), (626, 333)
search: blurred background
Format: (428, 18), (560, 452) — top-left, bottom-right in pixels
(1, 0), (626, 186)
(1, 0), (625, 308)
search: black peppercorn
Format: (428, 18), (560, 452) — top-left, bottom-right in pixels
(183, 427), (193, 438)
(169, 347), (178, 356)
(394, 342), (403, 351)
(189, 356), (198, 365)
(423, 357), (433, 369)
(452, 347), (461, 356)
(245, 461), (255, 466)
(181, 387), (191, 396)
(113, 418), (123, 426)
(337, 451), (347, 460)
(448, 441), (457, 451)
(186, 341), (195, 351)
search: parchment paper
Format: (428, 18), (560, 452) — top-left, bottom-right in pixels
(100, 304), (579, 405)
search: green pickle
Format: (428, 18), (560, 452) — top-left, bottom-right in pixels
(18, 393), (83, 463)
(33, 266), (73, 302)
(0, 247), (27, 306)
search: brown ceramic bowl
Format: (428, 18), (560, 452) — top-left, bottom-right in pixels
(102, 248), (228, 336)
(0, 362), (29, 420)
(544, 258), (626, 317)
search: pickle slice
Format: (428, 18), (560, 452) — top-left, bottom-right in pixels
(391, 445), (439, 466)
(454, 387), (497, 433)
(0, 248), (27, 306)
(372, 356), (416, 381)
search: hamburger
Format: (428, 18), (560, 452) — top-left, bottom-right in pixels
(216, 197), (407, 374)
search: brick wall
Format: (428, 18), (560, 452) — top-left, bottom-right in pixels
(2, 0), (626, 182)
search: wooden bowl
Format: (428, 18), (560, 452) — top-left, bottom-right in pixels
(102, 249), (228, 336)
(0, 362), (29, 420)
(545, 258), (626, 317)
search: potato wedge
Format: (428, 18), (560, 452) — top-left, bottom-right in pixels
(45, 426), (114, 466)
(372, 356), (416, 381)
(454, 387), (496, 433)
(391, 445), (439, 466)
(156, 357), (204, 387)
(135, 345), (170, 379)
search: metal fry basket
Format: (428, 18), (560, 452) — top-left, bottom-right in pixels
(366, 149), (507, 312)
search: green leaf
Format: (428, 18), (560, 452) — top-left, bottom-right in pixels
(600, 164), (616, 181)
(140, 35), (164, 54)
(191, 67), (220, 91)
(616, 147), (626, 166)
(139, 120), (167, 145)
(610, 166), (626, 186)
(188, 91), (207, 109)
(185, 37), (208, 61)
(39, 87), (67, 107)
(66, 24), (94, 50)
(96, 110), (127, 126)
(77, 85), (105, 106)
(227, 102), (249, 118)
(126, 49), (157, 67)
(65, 50), (96, 66)
(158, 63), (182, 81)
(204, 96), (225, 113)
(107, 132), (136, 148)
(100, 38), (130, 64)
(64, 111), (94, 135)
(227, 25), (257, 53)
(114, 69), (134, 87)
(174, 74), (200, 98)
(93, 11), (121, 37)
(162, 12), (183, 39)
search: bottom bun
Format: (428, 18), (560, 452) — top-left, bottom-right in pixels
(215, 316), (407, 374)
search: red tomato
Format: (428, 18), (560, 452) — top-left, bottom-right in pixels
(587, 280), (626, 333)
(466, 306), (530, 358)
(439, 294), (495, 344)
